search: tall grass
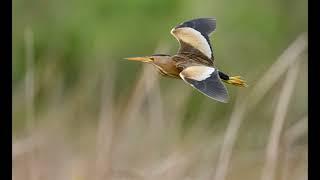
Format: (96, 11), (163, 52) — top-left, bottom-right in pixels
(13, 33), (307, 180)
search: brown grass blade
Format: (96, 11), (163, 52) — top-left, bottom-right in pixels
(24, 27), (35, 132)
(281, 116), (308, 180)
(260, 59), (300, 180)
(94, 63), (116, 180)
(212, 33), (307, 180)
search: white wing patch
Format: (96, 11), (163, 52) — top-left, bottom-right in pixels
(171, 27), (212, 59)
(179, 66), (215, 81)
(179, 66), (229, 103)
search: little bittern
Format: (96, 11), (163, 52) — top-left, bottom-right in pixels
(125, 18), (247, 103)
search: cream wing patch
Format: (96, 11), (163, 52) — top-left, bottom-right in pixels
(179, 66), (215, 81)
(171, 27), (212, 59)
(179, 66), (229, 103)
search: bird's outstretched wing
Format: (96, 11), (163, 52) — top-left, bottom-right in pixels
(179, 65), (229, 103)
(171, 18), (216, 62)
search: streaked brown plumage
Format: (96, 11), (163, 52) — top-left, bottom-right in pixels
(125, 18), (247, 103)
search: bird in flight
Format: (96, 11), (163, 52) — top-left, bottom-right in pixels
(125, 18), (247, 103)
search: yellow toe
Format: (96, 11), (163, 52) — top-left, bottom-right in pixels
(227, 76), (248, 87)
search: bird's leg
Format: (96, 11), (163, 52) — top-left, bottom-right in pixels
(218, 71), (248, 87)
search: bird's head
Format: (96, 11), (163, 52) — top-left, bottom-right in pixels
(124, 54), (171, 64)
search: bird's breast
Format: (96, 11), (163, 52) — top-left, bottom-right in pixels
(152, 62), (181, 79)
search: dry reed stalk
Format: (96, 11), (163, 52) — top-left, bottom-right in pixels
(99, 44), (171, 178)
(23, 27), (40, 180)
(145, 43), (169, 142)
(283, 116), (308, 145)
(110, 64), (155, 167)
(24, 27), (35, 133)
(95, 64), (116, 180)
(213, 95), (246, 180)
(114, 47), (162, 158)
(144, 143), (209, 180)
(121, 64), (157, 127)
(12, 136), (46, 159)
(122, 43), (169, 124)
(260, 59), (300, 180)
(281, 116), (308, 180)
(212, 33), (307, 180)
(146, 69), (163, 131)
(146, 151), (188, 180)
(247, 33), (307, 109)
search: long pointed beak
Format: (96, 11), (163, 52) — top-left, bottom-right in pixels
(124, 56), (152, 62)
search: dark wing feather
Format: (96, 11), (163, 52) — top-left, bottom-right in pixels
(179, 65), (229, 103)
(171, 18), (216, 62)
(175, 18), (216, 51)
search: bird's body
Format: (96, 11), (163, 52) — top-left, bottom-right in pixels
(125, 18), (247, 103)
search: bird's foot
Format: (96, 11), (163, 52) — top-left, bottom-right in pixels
(226, 76), (248, 87)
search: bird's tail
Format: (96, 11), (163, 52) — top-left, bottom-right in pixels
(224, 76), (248, 87)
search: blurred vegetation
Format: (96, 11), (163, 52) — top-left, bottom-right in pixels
(13, 0), (307, 84)
(13, 0), (307, 130)
(13, 0), (307, 179)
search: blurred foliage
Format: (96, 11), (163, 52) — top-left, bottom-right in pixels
(13, 1), (307, 179)
(13, 0), (307, 136)
(13, 0), (307, 81)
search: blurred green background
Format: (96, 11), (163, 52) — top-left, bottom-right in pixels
(13, 0), (307, 80)
(13, 0), (307, 179)
(13, 0), (307, 127)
